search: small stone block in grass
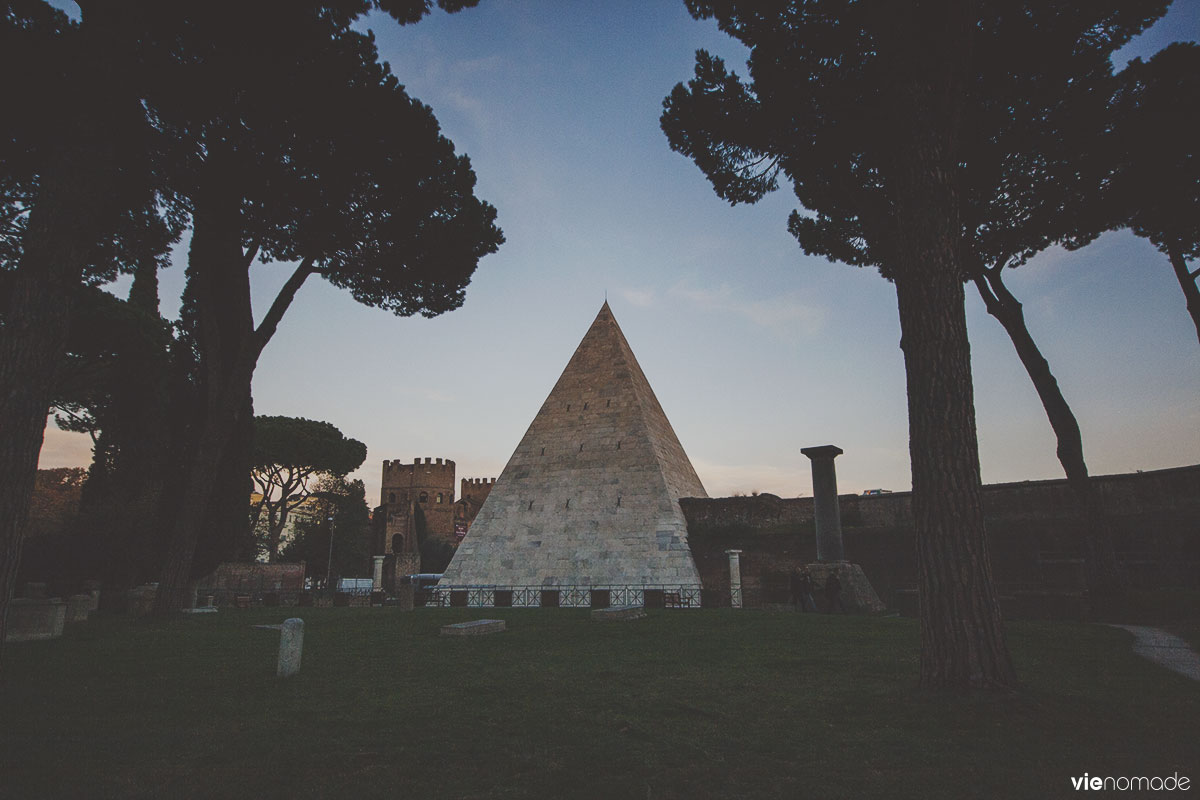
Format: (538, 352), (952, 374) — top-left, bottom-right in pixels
(440, 619), (506, 636)
(591, 605), (646, 622)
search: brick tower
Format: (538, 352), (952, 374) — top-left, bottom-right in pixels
(454, 477), (496, 540)
(380, 458), (457, 580)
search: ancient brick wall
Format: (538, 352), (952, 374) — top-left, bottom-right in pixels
(683, 464), (1200, 605)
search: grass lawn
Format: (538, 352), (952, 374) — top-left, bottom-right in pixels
(1, 608), (1196, 799)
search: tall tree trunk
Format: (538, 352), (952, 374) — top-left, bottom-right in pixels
(884, 0), (1017, 690)
(0, 135), (121, 662)
(153, 163), (253, 612)
(1165, 242), (1200, 347)
(267, 505), (289, 563)
(153, 165), (314, 611)
(0, 166), (87, 659)
(972, 266), (1125, 603)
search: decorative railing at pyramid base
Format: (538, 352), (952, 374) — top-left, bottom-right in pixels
(427, 585), (706, 609)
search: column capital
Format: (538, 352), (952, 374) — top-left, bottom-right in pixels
(801, 445), (843, 460)
(724, 549), (743, 556)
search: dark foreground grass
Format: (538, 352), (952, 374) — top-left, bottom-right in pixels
(1, 609), (1196, 800)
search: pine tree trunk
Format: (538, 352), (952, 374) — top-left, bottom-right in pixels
(896, 269), (1017, 690)
(973, 269), (1124, 602)
(153, 167), (255, 613)
(884, 0), (1017, 690)
(1165, 243), (1200, 347)
(0, 144), (119, 662)
(268, 506), (289, 563)
(153, 161), (312, 612)
(0, 176), (80, 658)
(153, 416), (238, 611)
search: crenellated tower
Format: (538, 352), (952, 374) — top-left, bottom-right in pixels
(380, 457), (457, 558)
(454, 477), (497, 540)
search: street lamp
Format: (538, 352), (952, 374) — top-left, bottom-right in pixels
(309, 491), (340, 591)
(325, 513), (336, 589)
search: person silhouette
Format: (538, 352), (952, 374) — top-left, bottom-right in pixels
(824, 569), (846, 613)
(791, 567), (817, 612)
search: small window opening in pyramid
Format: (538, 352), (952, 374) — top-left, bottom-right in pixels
(439, 301), (708, 593)
(584, 402), (588, 410)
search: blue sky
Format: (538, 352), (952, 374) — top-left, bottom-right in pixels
(39, 0), (1200, 505)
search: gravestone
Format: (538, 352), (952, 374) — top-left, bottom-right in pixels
(82, 580), (102, 611)
(127, 585), (158, 617)
(440, 619), (506, 636)
(278, 618), (304, 677)
(66, 594), (92, 623)
(590, 605), (646, 622)
(4, 598), (66, 642)
(253, 618), (305, 677)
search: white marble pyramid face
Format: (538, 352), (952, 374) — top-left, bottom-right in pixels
(440, 302), (706, 589)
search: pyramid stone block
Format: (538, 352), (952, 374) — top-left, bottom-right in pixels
(440, 303), (706, 591)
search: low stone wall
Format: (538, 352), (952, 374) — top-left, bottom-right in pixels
(202, 562), (306, 593)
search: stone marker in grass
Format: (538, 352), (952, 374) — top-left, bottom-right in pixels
(254, 618), (305, 677)
(4, 598), (66, 642)
(591, 605), (646, 622)
(440, 619), (506, 636)
(66, 594), (92, 623)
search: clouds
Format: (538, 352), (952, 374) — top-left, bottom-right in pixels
(618, 287), (656, 307)
(669, 281), (828, 338)
(615, 280), (828, 338)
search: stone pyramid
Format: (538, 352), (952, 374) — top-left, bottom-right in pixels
(440, 302), (707, 590)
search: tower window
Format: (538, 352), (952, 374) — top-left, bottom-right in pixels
(419, 492), (428, 503)
(388, 492), (396, 503)
(437, 493), (444, 504)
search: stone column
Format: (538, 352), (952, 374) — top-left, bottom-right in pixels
(372, 555), (386, 592)
(725, 549), (743, 609)
(802, 445), (845, 563)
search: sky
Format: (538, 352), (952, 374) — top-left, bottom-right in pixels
(38, 0), (1200, 507)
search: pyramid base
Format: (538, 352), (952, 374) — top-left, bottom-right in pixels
(805, 561), (885, 613)
(430, 584), (703, 609)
